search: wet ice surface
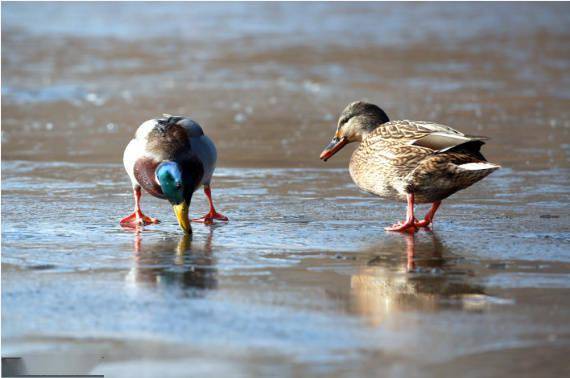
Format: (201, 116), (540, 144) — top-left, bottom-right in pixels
(2, 161), (570, 376)
(2, 2), (570, 377)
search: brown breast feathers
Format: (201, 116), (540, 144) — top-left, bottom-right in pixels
(134, 158), (165, 199)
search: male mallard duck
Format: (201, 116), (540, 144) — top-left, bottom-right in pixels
(120, 115), (228, 233)
(320, 101), (500, 232)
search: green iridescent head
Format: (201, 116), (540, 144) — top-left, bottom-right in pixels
(156, 161), (192, 233)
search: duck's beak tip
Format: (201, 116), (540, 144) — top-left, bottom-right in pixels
(172, 202), (191, 234)
(320, 137), (347, 161)
(319, 150), (330, 162)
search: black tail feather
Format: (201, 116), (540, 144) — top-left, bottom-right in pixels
(446, 140), (487, 161)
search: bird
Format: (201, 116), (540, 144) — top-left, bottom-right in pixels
(320, 101), (500, 232)
(120, 115), (228, 233)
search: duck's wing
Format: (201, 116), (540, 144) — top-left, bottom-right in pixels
(369, 120), (488, 154)
(359, 125), (498, 201)
(362, 138), (433, 164)
(175, 118), (218, 186)
(405, 151), (500, 199)
(359, 137), (498, 200)
(190, 134), (217, 185)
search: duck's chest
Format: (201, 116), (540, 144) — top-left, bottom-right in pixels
(348, 147), (404, 201)
(134, 158), (165, 199)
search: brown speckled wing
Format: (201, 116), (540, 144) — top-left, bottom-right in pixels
(405, 152), (491, 202)
(367, 120), (488, 155)
(352, 129), (495, 203)
(134, 158), (165, 199)
(367, 121), (429, 142)
(360, 138), (433, 168)
(368, 120), (465, 144)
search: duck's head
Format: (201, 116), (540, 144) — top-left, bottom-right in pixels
(156, 161), (194, 234)
(320, 101), (390, 161)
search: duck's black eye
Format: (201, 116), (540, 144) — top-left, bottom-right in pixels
(339, 116), (349, 127)
(175, 182), (182, 189)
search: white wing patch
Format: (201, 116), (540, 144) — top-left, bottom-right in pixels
(458, 162), (500, 171)
(411, 132), (474, 151)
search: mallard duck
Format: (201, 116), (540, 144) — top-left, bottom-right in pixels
(120, 115), (228, 233)
(320, 101), (500, 232)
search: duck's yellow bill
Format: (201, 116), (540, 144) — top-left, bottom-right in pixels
(320, 137), (348, 161)
(172, 202), (191, 234)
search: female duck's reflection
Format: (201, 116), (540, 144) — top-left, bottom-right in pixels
(126, 228), (217, 291)
(349, 232), (486, 326)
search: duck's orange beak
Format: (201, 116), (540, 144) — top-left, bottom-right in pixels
(172, 202), (191, 234)
(320, 137), (348, 162)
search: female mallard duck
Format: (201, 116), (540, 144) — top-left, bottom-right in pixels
(320, 101), (500, 232)
(120, 115), (228, 233)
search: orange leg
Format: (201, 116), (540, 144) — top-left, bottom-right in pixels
(385, 193), (418, 233)
(414, 201), (441, 228)
(192, 185), (228, 225)
(120, 186), (160, 227)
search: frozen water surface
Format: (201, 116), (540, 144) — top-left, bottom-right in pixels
(2, 2), (570, 377)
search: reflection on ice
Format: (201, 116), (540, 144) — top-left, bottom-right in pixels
(350, 232), (487, 326)
(125, 230), (217, 292)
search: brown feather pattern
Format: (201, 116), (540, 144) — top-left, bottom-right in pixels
(349, 120), (499, 203)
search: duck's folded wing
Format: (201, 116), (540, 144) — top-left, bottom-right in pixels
(411, 132), (487, 152)
(371, 120), (462, 141)
(405, 152), (499, 195)
(370, 120), (488, 153)
(190, 135), (217, 185)
(174, 118), (218, 186)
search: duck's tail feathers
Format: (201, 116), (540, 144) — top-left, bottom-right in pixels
(451, 162), (500, 188)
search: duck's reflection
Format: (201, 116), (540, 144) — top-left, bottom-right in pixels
(126, 228), (217, 292)
(349, 232), (486, 326)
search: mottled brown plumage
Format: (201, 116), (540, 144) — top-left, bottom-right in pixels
(321, 101), (500, 231)
(349, 122), (497, 203)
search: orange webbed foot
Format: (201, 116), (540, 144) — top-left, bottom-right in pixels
(385, 220), (418, 233)
(120, 211), (160, 227)
(192, 211), (229, 225)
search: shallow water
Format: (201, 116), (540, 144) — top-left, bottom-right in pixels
(2, 2), (570, 377)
